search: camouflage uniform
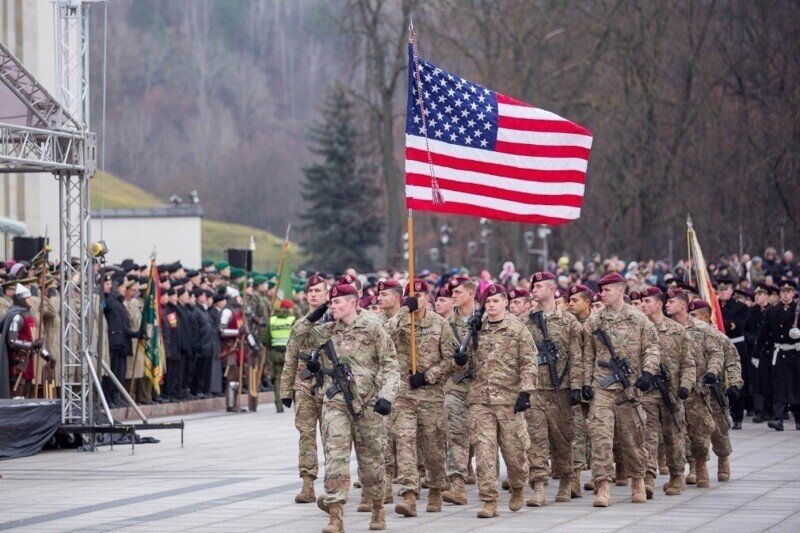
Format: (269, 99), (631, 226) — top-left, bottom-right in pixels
(573, 316), (591, 474)
(710, 333), (743, 458)
(521, 309), (584, 484)
(642, 317), (695, 479)
(444, 311), (475, 482)
(468, 315), (537, 503)
(385, 308), (457, 496)
(583, 305), (660, 484)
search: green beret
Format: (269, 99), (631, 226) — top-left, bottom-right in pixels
(201, 259), (214, 268)
(216, 261), (230, 271)
(231, 267), (245, 279)
(254, 275), (268, 286)
(266, 271), (277, 278)
(268, 280), (277, 289)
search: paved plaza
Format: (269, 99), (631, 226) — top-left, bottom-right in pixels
(1, 406), (799, 532)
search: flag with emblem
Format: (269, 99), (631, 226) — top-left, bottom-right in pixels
(139, 262), (164, 393)
(405, 32), (593, 225)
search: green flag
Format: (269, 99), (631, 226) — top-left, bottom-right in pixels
(140, 264), (163, 394)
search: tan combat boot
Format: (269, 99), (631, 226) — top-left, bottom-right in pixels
(615, 463), (628, 486)
(322, 502), (344, 533)
(394, 492), (417, 517)
(509, 486), (524, 511)
(466, 461), (476, 485)
(593, 480), (611, 507)
(571, 469), (583, 498)
(685, 461), (697, 485)
(584, 478), (595, 492)
(383, 475), (393, 504)
(664, 473), (683, 496)
(718, 456), (730, 482)
(426, 488), (442, 512)
(357, 492), (371, 513)
(317, 495), (330, 514)
(631, 477), (646, 503)
(526, 480), (546, 507)
(501, 478), (511, 490)
(476, 500), (499, 518)
(295, 475), (316, 504)
(555, 475), (572, 502)
(442, 475), (467, 505)
(369, 500), (386, 531)
(644, 472), (655, 500)
(696, 459), (710, 488)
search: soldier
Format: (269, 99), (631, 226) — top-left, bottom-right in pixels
(219, 290), (246, 412)
(0, 282), (15, 319)
(433, 286), (453, 319)
(665, 288), (723, 488)
(639, 287), (696, 496)
(689, 299), (742, 482)
(567, 283), (594, 493)
(361, 294), (381, 316)
(268, 300), (296, 412)
(508, 288), (533, 317)
(523, 272), (584, 506)
(377, 279), (403, 322)
(104, 274), (143, 407)
(746, 283), (773, 423)
(583, 273), (660, 507)
(385, 279), (457, 517)
(124, 279), (146, 403)
(591, 292), (605, 313)
(301, 283), (400, 532)
(161, 287), (182, 401)
(716, 276), (750, 429)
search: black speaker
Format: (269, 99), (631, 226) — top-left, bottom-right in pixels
(13, 236), (47, 262)
(226, 249), (252, 271)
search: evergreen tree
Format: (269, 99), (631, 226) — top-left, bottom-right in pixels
(299, 86), (384, 272)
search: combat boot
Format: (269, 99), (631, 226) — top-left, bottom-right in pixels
(509, 486), (524, 511)
(466, 461), (476, 484)
(570, 469), (583, 498)
(584, 478), (595, 491)
(664, 473), (683, 495)
(357, 492), (371, 512)
(718, 456), (731, 482)
(526, 480), (546, 507)
(394, 492), (417, 517)
(501, 478), (511, 490)
(476, 500), (499, 518)
(426, 488), (442, 513)
(369, 500), (386, 531)
(644, 472), (655, 499)
(295, 475), (316, 504)
(631, 477), (646, 503)
(696, 459), (710, 488)
(383, 475), (393, 504)
(593, 480), (611, 507)
(322, 502), (344, 533)
(685, 461), (697, 485)
(442, 475), (467, 505)
(317, 495), (330, 514)
(555, 476), (572, 502)
(615, 463), (628, 486)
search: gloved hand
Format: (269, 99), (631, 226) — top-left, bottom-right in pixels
(454, 350), (468, 367)
(404, 296), (419, 312)
(307, 303), (329, 323)
(305, 357), (321, 373)
(678, 386), (690, 400)
(282, 398), (293, 408)
(409, 371), (427, 389)
(634, 371), (653, 391)
(581, 385), (594, 401)
(32, 338), (44, 350)
(726, 386), (740, 401)
(569, 389), (582, 406)
(703, 372), (718, 385)
(514, 391), (531, 413)
(373, 398), (392, 416)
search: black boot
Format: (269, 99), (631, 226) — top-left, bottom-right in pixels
(768, 419), (784, 431)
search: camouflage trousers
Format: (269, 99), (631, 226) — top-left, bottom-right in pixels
(392, 396), (447, 496)
(588, 389), (647, 483)
(710, 395), (732, 458)
(295, 390), (324, 479)
(642, 395), (685, 477)
(573, 401), (591, 471)
(469, 403), (529, 502)
(444, 389), (471, 479)
(526, 389), (574, 482)
(321, 402), (387, 504)
(684, 390), (715, 463)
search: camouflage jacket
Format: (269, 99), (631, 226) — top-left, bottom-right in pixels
(583, 304), (660, 390)
(522, 308), (584, 390)
(646, 316), (696, 398)
(281, 316), (324, 399)
(386, 307), (457, 401)
(467, 314), (538, 406)
(444, 308), (479, 394)
(716, 331), (744, 389)
(683, 316), (724, 385)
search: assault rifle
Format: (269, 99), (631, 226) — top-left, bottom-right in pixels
(452, 307), (483, 384)
(308, 340), (366, 441)
(593, 328), (646, 426)
(653, 364), (681, 429)
(531, 311), (565, 411)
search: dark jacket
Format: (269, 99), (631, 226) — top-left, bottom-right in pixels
(194, 305), (215, 358)
(162, 302), (181, 360)
(175, 304), (195, 358)
(103, 293), (140, 354)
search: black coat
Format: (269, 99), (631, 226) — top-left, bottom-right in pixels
(103, 293), (139, 354)
(162, 302), (181, 360)
(194, 305), (215, 358)
(757, 302), (800, 404)
(208, 306), (222, 359)
(746, 305), (771, 395)
(175, 304), (194, 358)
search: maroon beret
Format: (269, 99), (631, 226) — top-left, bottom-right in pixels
(377, 279), (401, 292)
(666, 287), (687, 300)
(598, 272), (626, 287)
(568, 284), (591, 296)
(591, 292), (602, 303)
(329, 284), (357, 299)
(508, 288), (529, 301)
(436, 286), (452, 298)
(305, 274), (326, 292)
(688, 299), (710, 312)
(337, 274), (356, 286)
(404, 278), (429, 296)
(359, 295), (378, 309)
(629, 290), (642, 301)
(482, 283), (506, 303)
(641, 287), (664, 299)
(530, 271), (556, 283)
(448, 276), (472, 290)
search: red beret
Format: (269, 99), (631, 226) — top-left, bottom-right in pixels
(436, 286), (452, 298)
(337, 274), (356, 286)
(568, 284), (591, 296)
(280, 299), (294, 309)
(508, 288), (529, 301)
(629, 290), (642, 301)
(591, 292), (602, 303)
(688, 299), (710, 312)
(641, 287), (663, 299)
(404, 278), (429, 296)
(305, 274), (326, 292)
(329, 284), (357, 299)
(666, 287), (687, 300)
(531, 271), (556, 283)
(377, 279), (401, 292)
(448, 276), (472, 289)
(359, 295), (378, 309)
(482, 283), (506, 304)
(598, 273), (626, 287)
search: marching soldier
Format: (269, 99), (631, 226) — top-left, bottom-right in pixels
(433, 286), (453, 319)
(716, 276), (750, 429)
(508, 288), (533, 317)
(567, 284), (594, 492)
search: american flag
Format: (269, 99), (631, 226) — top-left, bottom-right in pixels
(405, 45), (593, 225)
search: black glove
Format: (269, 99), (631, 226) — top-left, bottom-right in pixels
(581, 385), (594, 401)
(282, 398), (293, 408)
(373, 398), (392, 416)
(634, 371), (653, 392)
(678, 386), (690, 400)
(404, 296), (419, 312)
(726, 386), (740, 401)
(454, 350), (468, 367)
(703, 372), (718, 385)
(32, 338), (44, 350)
(514, 391), (531, 413)
(569, 389), (582, 406)
(409, 371), (427, 389)
(306, 357), (321, 373)
(307, 303), (329, 323)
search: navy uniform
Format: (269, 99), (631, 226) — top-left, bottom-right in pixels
(745, 283), (776, 422)
(717, 276), (750, 427)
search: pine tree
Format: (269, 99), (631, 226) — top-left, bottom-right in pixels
(300, 85), (384, 272)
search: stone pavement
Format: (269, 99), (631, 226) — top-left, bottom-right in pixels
(1, 407), (799, 532)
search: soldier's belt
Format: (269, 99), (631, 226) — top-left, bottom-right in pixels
(775, 343), (800, 351)
(729, 336), (745, 344)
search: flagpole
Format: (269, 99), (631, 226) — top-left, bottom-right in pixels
(271, 224), (291, 309)
(408, 208), (417, 374)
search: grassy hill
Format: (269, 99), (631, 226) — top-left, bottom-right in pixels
(90, 173), (303, 271)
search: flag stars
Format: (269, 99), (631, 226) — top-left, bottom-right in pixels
(479, 139), (488, 147)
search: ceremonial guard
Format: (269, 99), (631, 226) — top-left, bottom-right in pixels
(746, 283), (774, 422)
(716, 277), (750, 428)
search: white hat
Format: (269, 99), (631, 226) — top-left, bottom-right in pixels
(15, 283), (31, 299)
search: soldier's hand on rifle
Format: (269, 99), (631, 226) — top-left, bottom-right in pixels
(282, 398), (293, 408)
(307, 303), (329, 323)
(569, 389), (582, 406)
(454, 349), (468, 367)
(678, 386), (690, 400)
(306, 357), (321, 374)
(726, 386), (740, 401)
(409, 371), (427, 390)
(403, 296), (418, 312)
(32, 338), (44, 350)
(634, 371), (653, 391)
(703, 372), (718, 385)
(513, 391), (531, 413)
(373, 398), (392, 416)
(581, 385), (594, 401)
